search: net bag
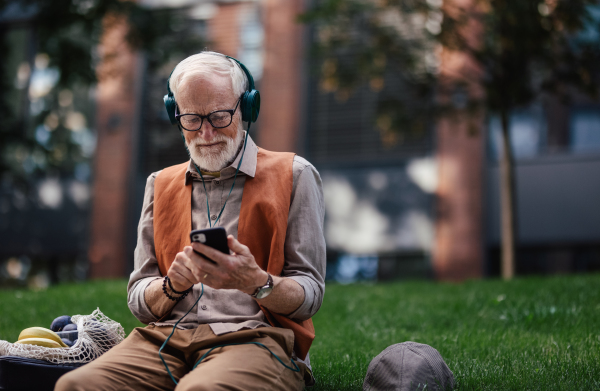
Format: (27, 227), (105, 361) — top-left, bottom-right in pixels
(0, 308), (125, 364)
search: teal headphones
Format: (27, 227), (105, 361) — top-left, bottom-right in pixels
(163, 53), (260, 125)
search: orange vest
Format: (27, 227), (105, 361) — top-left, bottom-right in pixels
(153, 148), (315, 360)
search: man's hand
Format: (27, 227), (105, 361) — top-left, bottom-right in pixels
(168, 235), (268, 294)
(144, 235), (304, 317)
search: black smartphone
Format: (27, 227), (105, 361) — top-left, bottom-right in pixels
(190, 227), (230, 263)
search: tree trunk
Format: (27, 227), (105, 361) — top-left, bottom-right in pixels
(499, 109), (516, 279)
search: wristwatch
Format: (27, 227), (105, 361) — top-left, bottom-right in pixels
(250, 273), (274, 299)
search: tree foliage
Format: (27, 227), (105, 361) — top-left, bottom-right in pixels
(0, 0), (203, 185)
(300, 0), (441, 138)
(300, 0), (600, 130)
(301, 0), (600, 278)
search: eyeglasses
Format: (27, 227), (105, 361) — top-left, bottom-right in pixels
(175, 96), (241, 131)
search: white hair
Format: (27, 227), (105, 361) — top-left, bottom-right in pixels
(169, 51), (248, 103)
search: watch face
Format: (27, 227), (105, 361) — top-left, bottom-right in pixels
(255, 286), (273, 299)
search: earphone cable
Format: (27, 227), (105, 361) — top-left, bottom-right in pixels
(165, 123), (297, 385)
(195, 126), (250, 228)
(159, 283), (204, 385)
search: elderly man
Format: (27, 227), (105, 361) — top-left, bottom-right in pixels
(56, 51), (326, 390)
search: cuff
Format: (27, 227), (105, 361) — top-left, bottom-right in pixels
(285, 275), (321, 321)
(127, 276), (162, 324)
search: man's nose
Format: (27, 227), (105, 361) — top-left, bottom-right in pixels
(197, 120), (217, 141)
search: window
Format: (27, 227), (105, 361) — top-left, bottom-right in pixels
(487, 105), (547, 161)
(570, 107), (600, 153)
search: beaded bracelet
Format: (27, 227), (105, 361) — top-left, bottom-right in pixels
(162, 276), (193, 302)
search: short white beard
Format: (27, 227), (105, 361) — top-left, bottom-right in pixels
(187, 128), (245, 172)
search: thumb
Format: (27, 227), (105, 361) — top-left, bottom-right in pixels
(228, 235), (250, 255)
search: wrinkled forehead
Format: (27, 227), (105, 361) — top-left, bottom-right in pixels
(178, 71), (234, 97)
(177, 73), (237, 112)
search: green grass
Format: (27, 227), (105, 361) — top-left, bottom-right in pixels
(1, 275), (599, 390)
(0, 280), (145, 341)
(311, 274), (600, 390)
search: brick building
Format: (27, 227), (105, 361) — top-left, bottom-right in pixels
(89, 0), (600, 281)
(2, 0), (598, 284)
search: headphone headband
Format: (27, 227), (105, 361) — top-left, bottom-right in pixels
(163, 53), (260, 125)
(226, 55), (255, 92)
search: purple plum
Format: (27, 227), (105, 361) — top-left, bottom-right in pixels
(50, 315), (72, 332)
(63, 323), (78, 332)
(62, 338), (74, 347)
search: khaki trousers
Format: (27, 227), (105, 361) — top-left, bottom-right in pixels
(55, 325), (306, 391)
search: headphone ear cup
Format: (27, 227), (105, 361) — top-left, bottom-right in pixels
(163, 93), (177, 125)
(241, 90), (260, 123)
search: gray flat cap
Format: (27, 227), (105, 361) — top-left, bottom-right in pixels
(363, 342), (455, 391)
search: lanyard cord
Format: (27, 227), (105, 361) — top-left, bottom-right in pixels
(164, 124), (299, 385)
(178, 124), (250, 228)
(195, 126), (250, 228)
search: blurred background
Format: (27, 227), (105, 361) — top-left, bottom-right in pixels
(1, 0), (599, 290)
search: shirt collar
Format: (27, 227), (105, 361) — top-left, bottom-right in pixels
(185, 132), (258, 185)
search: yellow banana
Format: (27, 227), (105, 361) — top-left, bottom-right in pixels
(18, 327), (68, 347)
(15, 337), (64, 348)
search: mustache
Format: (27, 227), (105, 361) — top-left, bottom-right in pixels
(189, 135), (230, 147)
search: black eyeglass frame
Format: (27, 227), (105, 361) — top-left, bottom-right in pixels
(175, 95), (242, 131)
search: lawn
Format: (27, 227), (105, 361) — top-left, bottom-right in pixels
(1, 274), (599, 390)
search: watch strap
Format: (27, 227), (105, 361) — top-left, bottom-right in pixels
(251, 273), (273, 298)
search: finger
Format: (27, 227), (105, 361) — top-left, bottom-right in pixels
(168, 262), (197, 289)
(190, 247), (215, 264)
(175, 249), (207, 282)
(173, 251), (194, 273)
(170, 270), (196, 290)
(180, 251), (210, 281)
(191, 253), (220, 276)
(182, 245), (220, 279)
(191, 242), (229, 264)
(187, 243), (218, 266)
(183, 246), (195, 257)
(227, 235), (250, 255)
(184, 245), (207, 264)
